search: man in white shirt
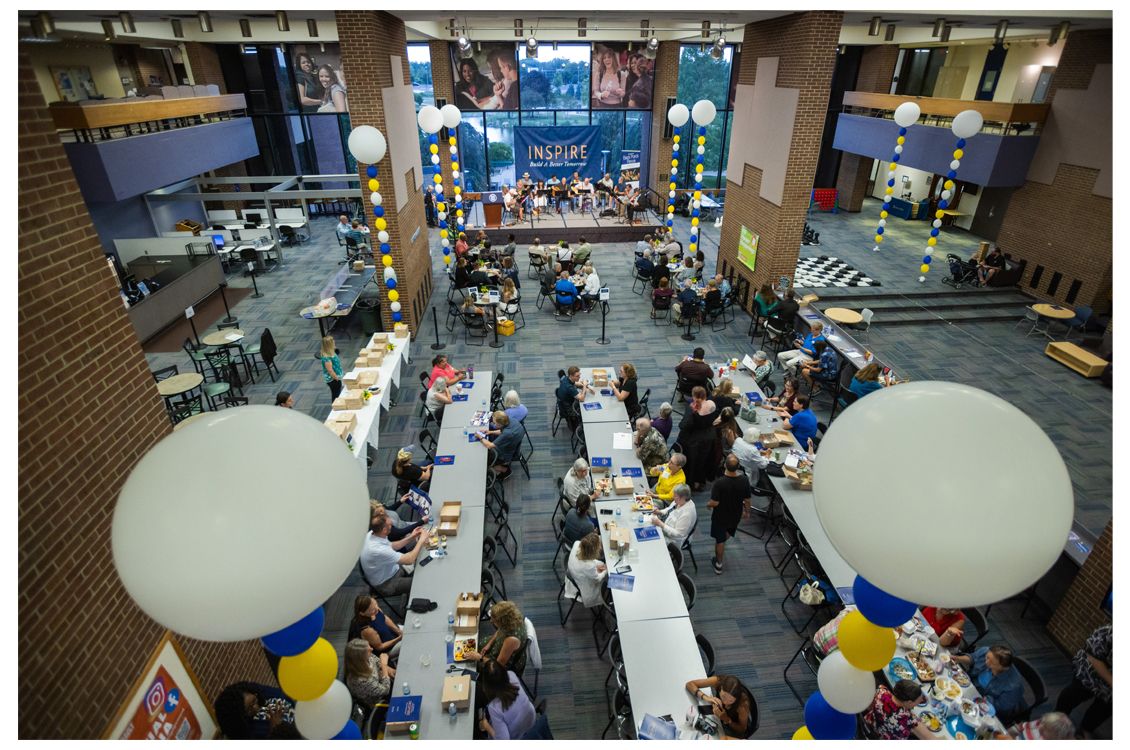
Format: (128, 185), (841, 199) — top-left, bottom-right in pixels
(729, 427), (770, 480)
(336, 215), (352, 244)
(598, 173), (615, 209)
(360, 515), (431, 599)
(652, 483), (695, 547)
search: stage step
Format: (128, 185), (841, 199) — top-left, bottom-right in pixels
(812, 289), (1035, 327)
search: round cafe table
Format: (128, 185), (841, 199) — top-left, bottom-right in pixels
(823, 308), (863, 325)
(1032, 303), (1075, 320)
(156, 372), (203, 406)
(202, 328), (245, 346)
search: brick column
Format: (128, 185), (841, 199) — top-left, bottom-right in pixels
(647, 41), (680, 193)
(1047, 519), (1112, 655)
(18, 46), (272, 739)
(184, 42), (228, 93)
(717, 12), (843, 304)
(996, 29), (1111, 309)
(835, 44), (898, 212)
(336, 11), (433, 334)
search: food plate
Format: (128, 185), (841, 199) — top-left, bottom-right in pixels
(912, 616), (927, 632)
(912, 634), (939, 658)
(974, 697), (996, 718)
(933, 676), (962, 701)
(631, 495), (654, 512)
(945, 715), (975, 740)
(915, 710), (943, 733)
(949, 663), (971, 687)
(887, 657), (917, 683)
(453, 637), (477, 661)
(906, 651), (937, 681)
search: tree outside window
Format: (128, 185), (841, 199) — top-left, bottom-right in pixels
(519, 45), (590, 110)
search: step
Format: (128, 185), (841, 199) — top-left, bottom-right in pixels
(813, 288), (1032, 304)
(869, 305), (1031, 326)
(846, 297), (1034, 314)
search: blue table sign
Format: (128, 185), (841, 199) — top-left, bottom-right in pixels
(592, 457), (612, 468)
(620, 467), (643, 478)
(452, 394), (468, 402)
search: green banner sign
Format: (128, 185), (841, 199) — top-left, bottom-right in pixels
(738, 226), (759, 272)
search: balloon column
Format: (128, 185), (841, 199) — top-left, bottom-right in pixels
(792, 381), (1073, 739)
(918, 110), (984, 282)
(111, 406), (371, 739)
(420, 105), (464, 272)
(347, 125), (395, 320)
(687, 100), (717, 257)
(665, 103), (690, 232)
(872, 102), (921, 253)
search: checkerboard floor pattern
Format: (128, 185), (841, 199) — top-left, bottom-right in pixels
(794, 256), (880, 288)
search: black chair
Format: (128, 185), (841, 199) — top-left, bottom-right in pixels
(552, 519), (572, 582)
(680, 513), (700, 572)
(153, 364), (178, 382)
(745, 481), (778, 540)
(602, 687), (634, 740)
(461, 310), (489, 346)
(480, 568), (503, 618)
(550, 477), (569, 530)
(168, 393), (205, 425)
(417, 391), (440, 435)
(960, 608), (989, 653)
(245, 328), (279, 382)
(535, 275), (555, 310)
(222, 395), (249, 408)
(182, 338), (212, 377)
(631, 265), (652, 295)
(781, 547), (837, 635)
(784, 638), (824, 706)
(1009, 656), (1047, 724)
(279, 224), (305, 247)
(636, 389), (652, 423)
(552, 398), (579, 437)
(696, 633), (716, 677)
(761, 318), (794, 359)
(667, 541), (684, 571)
(445, 298), (462, 331)
(829, 387), (858, 422)
(489, 496), (519, 566)
(356, 561), (405, 620)
(673, 297), (701, 333)
(553, 290), (577, 321)
(669, 372), (706, 415)
(482, 536), (508, 600)
(704, 300), (727, 331)
(677, 571), (697, 611)
(528, 252), (548, 280)
(652, 292), (673, 325)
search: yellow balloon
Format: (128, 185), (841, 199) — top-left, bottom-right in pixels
(698, 136), (706, 146)
(436, 202), (445, 212)
(382, 255), (393, 267)
(673, 135), (680, 143)
(693, 191), (701, 200)
(368, 179), (378, 192)
(792, 726), (814, 740)
(456, 209), (463, 217)
(839, 611), (896, 671)
(696, 164), (704, 173)
(375, 218), (387, 230)
(443, 255), (451, 264)
(921, 264), (931, 273)
(429, 144), (438, 154)
(691, 218), (699, 226)
(433, 174), (442, 184)
(944, 180), (954, 190)
(454, 186), (461, 195)
(875, 235), (883, 243)
(897, 136), (905, 145)
(885, 187), (894, 195)
(449, 136), (457, 146)
(936, 210), (945, 219)
(928, 237), (937, 246)
(880, 211), (888, 219)
(668, 206), (675, 213)
(889, 163), (897, 171)
(451, 162), (459, 171)
(440, 230), (448, 239)
(278, 638), (337, 702)
(670, 182), (676, 191)
(689, 243), (697, 252)
(388, 290), (399, 302)
(953, 149), (964, 159)
(672, 159), (679, 168)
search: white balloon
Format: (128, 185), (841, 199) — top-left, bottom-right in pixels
(942, 190), (952, 200)
(669, 191), (676, 199)
(112, 407), (368, 641)
(697, 146), (705, 155)
(813, 382), (1073, 607)
(672, 143), (680, 152)
(295, 680), (353, 740)
(384, 268), (397, 282)
(894, 145), (903, 155)
(667, 103), (690, 127)
(378, 231), (390, 244)
(435, 184), (444, 194)
(369, 192), (380, 205)
(671, 169), (679, 177)
(452, 170), (460, 180)
(919, 275), (926, 282)
(950, 160), (961, 170)
(430, 154), (440, 165)
(893, 101), (921, 128)
(878, 219), (886, 227)
(691, 99), (717, 126)
(933, 219), (942, 229)
(438, 211), (447, 221)
(450, 145), (458, 155)
(817, 652), (877, 714)
(417, 105), (444, 134)
(347, 126), (387, 164)
(390, 301), (401, 313)
(693, 201), (701, 209)
(440, 103), (463, 129)
(441, 238), (450, 247)
(694, 172), (702, 183)
(951, 109), (984, 139)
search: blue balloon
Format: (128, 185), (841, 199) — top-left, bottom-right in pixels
(373, 208), (381, 217)
(876, 227), (884, 235)
(939, 199), (949, 209)
(887, 179), (895, 187)
(930, 228), (939, 237)
(882, 203), (890, 211)
(391, 312), (402, 323)
(667, 220), (673, 227)
(892, 154), (900, 163)
(453, 178), (460, 187)
(366, 166), (377, 178)
(380, 243), (390, 253)
(386, 278), (396, 290)
(947, 170), (957, 179)
(673, 126), (681, 135)
(697, 155), (704, 164)
(332, 721), (361, 740)
(669, 199), (675, 206)
(698, 126), (706, 136)
(899, 127), (907, 136)
(692, 209), (700, 218)
(956, 138), (966, 149)
(451, 153), (458, 161)
(804, 692), (856, 740)
(923, 255), (932, 264)
(690, 235), (697, 245)
(374, 207), (384, 218)
(853, 575), (917, 627)
(261, 607), (324, 657)
(439, 222), (448, 230)
(429, 134), (437, 144)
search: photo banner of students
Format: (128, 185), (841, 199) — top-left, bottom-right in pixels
(620, 150), (641, 187)
(451, 43), (520, 110)
(292, 43), (348, 113)
(590, 43), (655, 109)
(514, 126), (603, 183)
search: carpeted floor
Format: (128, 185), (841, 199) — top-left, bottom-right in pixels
(141, 285), (254, 353)
(142, 206), (1109, 739)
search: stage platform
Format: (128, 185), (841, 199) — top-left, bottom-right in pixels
(465, 204), (662, 246)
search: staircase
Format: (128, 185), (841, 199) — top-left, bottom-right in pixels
(814, 288), (1035, 327)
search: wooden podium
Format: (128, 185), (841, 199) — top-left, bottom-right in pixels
(478, 191), (506, 227)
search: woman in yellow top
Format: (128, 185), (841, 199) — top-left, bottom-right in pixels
(646, 453), (687, 509)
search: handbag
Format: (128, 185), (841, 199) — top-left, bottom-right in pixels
(409, 598), (437, 613)
(738, 400), (760, 423)
(799, 582), (826, 606)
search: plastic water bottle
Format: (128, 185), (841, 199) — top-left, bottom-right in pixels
(615, 506), (621, 516)
(449, 702), (457, 718)
(402, 682), (410, 695)
(448, 611), (455, 626)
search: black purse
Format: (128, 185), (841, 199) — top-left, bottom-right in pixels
(409, 598), (437, 613)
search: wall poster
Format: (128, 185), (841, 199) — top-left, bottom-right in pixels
(738, 225), (759, 272)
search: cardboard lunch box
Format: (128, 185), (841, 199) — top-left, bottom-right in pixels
(440, 501), (462, 522)
(353, 260), (365, 272)
(441, 674), (472, 710)
(340, 389), (364, 410)
(333, 411), (358, 434)
(356, 370), (379, 389)
(371, 332), (389, 345)
(453, 613), (478, 635)
(782, 466), (813, 491)
(591, 368), (609, 386)
(456, 592), (483, 617)
(394, 323), (409, 339)
(324, 420), (351, 443)
(613, 477), (634, 495)
(608, 523), (631, 552)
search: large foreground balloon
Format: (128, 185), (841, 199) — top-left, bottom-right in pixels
(440, 104), (462, 129)
(667, 103), (690, 127)
(893, 101), (921, 128)
(112, 407), (370, 641)
(295, 679), (353, 739)
(813, 382), (1072, 607)
(952, 109), (984, 139)
(817, 651), (876, 714)
(691, 99), (717, 127)
(347, 126), (386, 164)
(417, 105), (443, 134)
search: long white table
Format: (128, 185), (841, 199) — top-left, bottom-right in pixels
(426, 427), (489, 508)
(582, 427), (649, 496)
(439, 369), (493, 429)
(326, 333), (411, 468)
(578, 367), (631, 424)
(389, 630), (478, 740)
(618, 617), (709, 740)
(595, 497), (688, 623)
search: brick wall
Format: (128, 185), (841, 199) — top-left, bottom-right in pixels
(855, 44), (899, 94)
(18, 47), (273, 739)
(184, 42), (228, 94)
(134, 46), (172, 87)
(648, 41), (680, 193)
(716, 12), (843, 304)
(835, 151), (874, 212)
(1048, 519), (1112, 656)
(996, 29), (1111, 310)
(337, 11), (433, 335)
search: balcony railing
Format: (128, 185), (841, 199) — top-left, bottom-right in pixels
(49, 94), (248, 143)
(843, 92), (1050, 136)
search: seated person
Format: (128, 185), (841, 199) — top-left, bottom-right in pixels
(635, 252), (655, 279)
(813, 605), (857, 656)
(566, 532), (608, 608)
(335, 215), (352, 243)
(344, 639), (394, 712)
(778, 322), (825, 376)
(651, 483), (695, 547)
(754, 283), (779, 320)
(391, 446), (432, 494)
(574, 236), (592, 266)
(454, 256), (472, 288)
(862, 680), (937, 740)
(556, 367), (593, 432)
(672, 281), (699, 322)
(477, 660), (536, 741)
(652, 254), (672, 289)
(579, 265), (601, 310)
(529, 239), (550, 266)
(764, 378), (801, 417)
(848, 362), (888, 399)
(701, 278), (723, 319)
(462, 600), (528, 673)
(663, 238), (682, 260)
(922, 606), (966, 648)
(635, 235), (653, 257)
(767, 288), (799, 330)
(675, 347), (712, 399)
(360, 515), (431, 598)
(675, 256), (697, 285)
(633, 417), (667, 474)
(462, 294), (490, 327)
(428, 354), (466, 387)
(214, 682), (296, 739)
(729, 426), (771, 482)
(783, 394), (818, 446)
(1000, 712), (1074, 740)
(977, 246), (1006, 285)
(468, 261), (497, 288)
(478, 240), (496, 264)
(800, 340), (839, 395)
(645, 453), (687, 509)
(563, 493), (596, 545)
(651, 277), (674, 317)
(693, 250), (706, 276)
(684, 674), (758, 739)
(349, 595), (403, 661)
(426, 376), (453, 422)
(710, 378), (738, 415)
(715, 273), (732, 298)
(750, 351), (773, 390)
(554, 271), (580, 309)
(609, 362), (639, 419)
(563, 457), (600, 508)
(500, 278), (521, 316)
(556, 241), (575, 269)
(651, 402), (674, 441)
(454, 232), (470, 259)
(502, 233), (517, 259)
(347, 220), (368, 246)
(950, 645), (1025, 723)
(476, 411), (523, 480)
(502, 390), (527, 423)
(370, 499), (425, 543)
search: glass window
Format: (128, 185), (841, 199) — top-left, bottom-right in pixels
(675, 44), (734, 189)
(457, 114), (488, 195)
(719, 111), (731, 189)
(408, 44), (434, 110)
(592, 111), (625, 176)
(485, 111), (518, 189)
(520, 111), (554, 126)
(519, 44), (591, 110)
(555, 111), (590, 127)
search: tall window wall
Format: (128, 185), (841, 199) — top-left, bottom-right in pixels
(674, 45), (738, 191)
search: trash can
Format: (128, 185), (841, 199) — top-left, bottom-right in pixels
(356, 297), (383, 337)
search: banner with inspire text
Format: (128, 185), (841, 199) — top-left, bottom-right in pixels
(514, 126), (603, 183)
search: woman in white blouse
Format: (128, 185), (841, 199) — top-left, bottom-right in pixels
(592, 46), (626, 108)
(651, 483), (695, 547)
(580, 265), (601, 311)
(566, 532), (608, 608)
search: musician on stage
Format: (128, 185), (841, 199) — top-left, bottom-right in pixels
(546, 174), (562, 211)
(568, 174), (584, 212)
(579, 177), (595, 212)
(532, 179), (548, 217)
(502, 184), (524, 223)
(597, 173), (615, 210)
(614, 176), (628, 220)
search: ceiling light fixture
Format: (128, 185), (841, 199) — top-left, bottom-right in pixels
(276, 11), (289, 32)
(319, 43), (325, 53)
(171, 19), (184, 38)
(643, 36), (659, 59)
(701, 20), (711, 38)
(514, 19), (523, 38)
(450, 18), (457, 37)
(102, 19), (116, 39)
(37, 11), (56, 35)
(994, 20), (1009, 43)
(239, 43), (246, 54)
(578, 18), (587, 38)
(552, 41), (558, 51)
(868, 17), (882, 36)
(940, 25), (952, 43)
(457, 36), (473, 58)
(640, 20), (649, 38)
(526, 36), (538, 58)
(932, 18), (946, 37)
(119, 11), (136, 34)
(711, 36), (726, 60)
(307, 18), (318, 37)
(240, 19), (252, 38)
(884, 24), (896, 42)
(199, 11), (213, 33)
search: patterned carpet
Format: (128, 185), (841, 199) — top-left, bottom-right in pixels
(142, 206), (1108, 739)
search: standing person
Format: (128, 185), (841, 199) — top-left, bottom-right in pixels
(706, 454), (751, 574)
(293, 52), (324, 112)
(1054, 624), (1112, 740)
(317, 64), (347, 112)
(427, 354), (466, 388)
(677, 387), (718, 490)
(343, 639), (394, 711)
(424, 185), (436, 227)
(476, 659), (536, 740)
(777, 322), (825, 376)
(651, 483), (695, 547)
(320, 336), (343, 400)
